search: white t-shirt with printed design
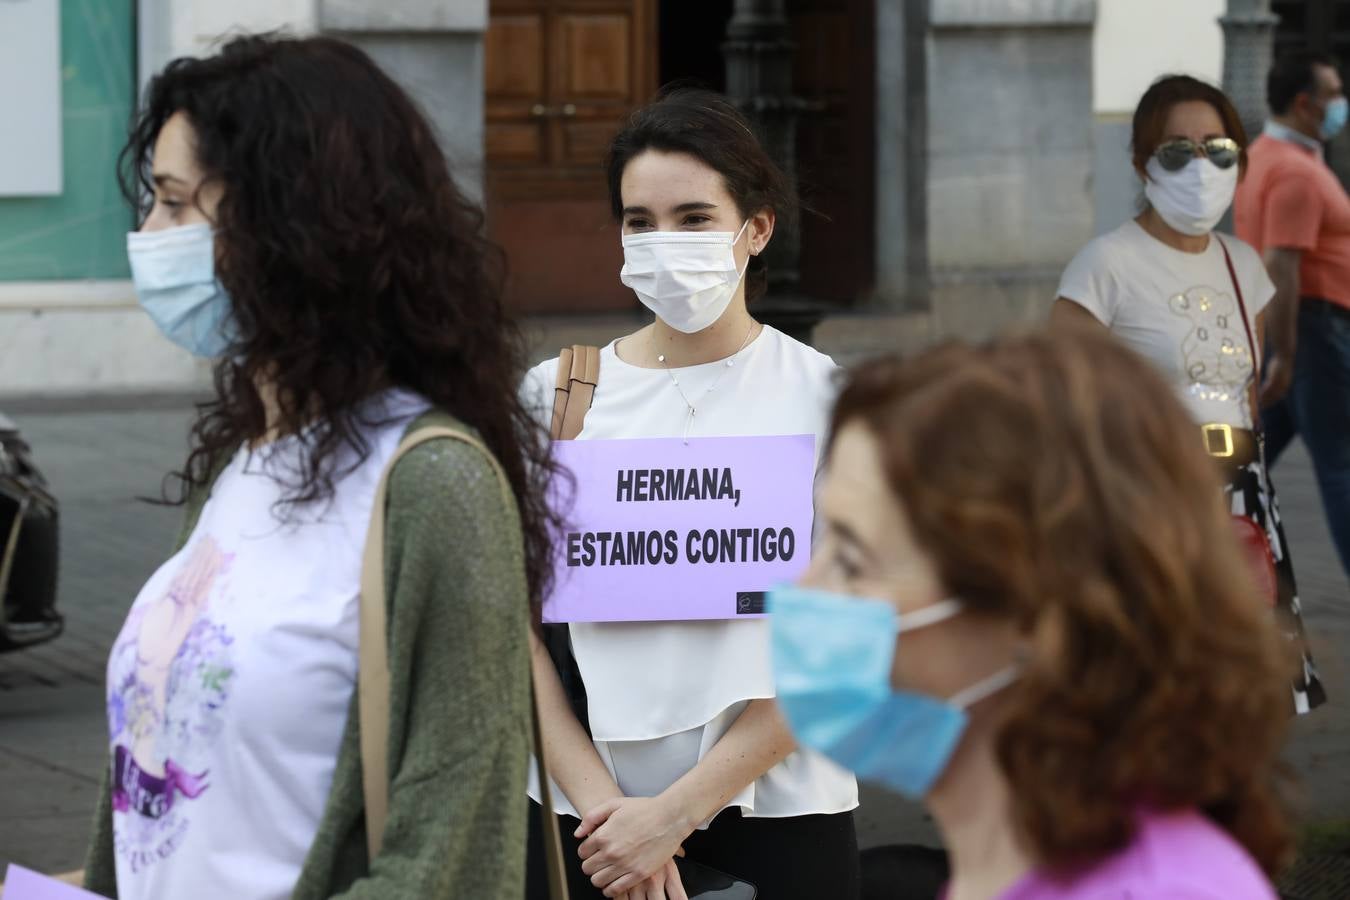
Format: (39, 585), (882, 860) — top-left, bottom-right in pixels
(1057, 220), (1276, 428)
(105, 391), (428, 900)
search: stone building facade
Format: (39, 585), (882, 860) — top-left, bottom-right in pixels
(0, 0), (1262, 395)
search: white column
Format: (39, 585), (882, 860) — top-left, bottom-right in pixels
(1220, 0), (1280, 140)
(873, 0), (928, 311)
(924, 0), (1098, 338)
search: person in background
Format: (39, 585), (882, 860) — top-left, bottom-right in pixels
(771, 327), (1295, 900)
(522, 89), (860, 900)
(1052, 73), (1325, 712)
(1234, 50), (1350, 582)
(82, 35), (549, 899)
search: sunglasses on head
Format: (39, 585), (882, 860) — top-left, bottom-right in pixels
(1153, 138), (1241, 172)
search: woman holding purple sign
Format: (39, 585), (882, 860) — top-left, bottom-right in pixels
(522, 90), (860, 900)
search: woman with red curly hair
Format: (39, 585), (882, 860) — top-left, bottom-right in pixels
(770, 326), (1294, 899)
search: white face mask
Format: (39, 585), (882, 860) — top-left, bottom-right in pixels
(1144, 156), (1238, 236)
(619, 221), (751, 333)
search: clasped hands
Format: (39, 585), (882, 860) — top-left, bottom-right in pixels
(575, 794), (698, 900)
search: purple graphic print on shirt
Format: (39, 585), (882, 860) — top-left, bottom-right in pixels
(111, 744), (210, 817)
(107, 536), (235, 874)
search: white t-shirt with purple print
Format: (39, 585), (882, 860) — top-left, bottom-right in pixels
(105, 390), (427, 899)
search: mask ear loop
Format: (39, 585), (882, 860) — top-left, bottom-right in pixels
(728, 219), (755, 299)
(895, 598), (964, 634)
(891, 596), (1019, 710)
(947, 665), (1020, 711)
(734, 219), (751, 245)
(733, 219), (754, 270)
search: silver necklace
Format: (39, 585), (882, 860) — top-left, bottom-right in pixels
(657, 321), (758, 444)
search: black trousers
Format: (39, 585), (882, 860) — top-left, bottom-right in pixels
(526, 802), (860, 900)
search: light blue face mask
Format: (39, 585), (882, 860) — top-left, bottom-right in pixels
(768, 585), (1019, 799)
(127, 223), (235, 358)
(1321, 96), (1349, 141)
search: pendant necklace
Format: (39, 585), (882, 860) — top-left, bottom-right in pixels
(657, 321), (758, 444)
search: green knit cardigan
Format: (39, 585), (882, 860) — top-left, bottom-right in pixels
(82, 412), (533, 898)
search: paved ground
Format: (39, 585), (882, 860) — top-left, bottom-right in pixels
(1, 319), (1347, 883)
(0, 408), (186, 875)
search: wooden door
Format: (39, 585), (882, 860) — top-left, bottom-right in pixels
(486, 0), (658, 313)
(789, 0), (875, 305)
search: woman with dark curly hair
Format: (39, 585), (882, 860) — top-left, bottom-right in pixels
(80, 34), (552, 898)
(770, 326), (1295, 899)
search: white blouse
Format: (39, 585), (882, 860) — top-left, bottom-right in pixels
(523, 326), (859, 824)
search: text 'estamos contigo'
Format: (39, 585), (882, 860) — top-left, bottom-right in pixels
(565, 528), (797, 568)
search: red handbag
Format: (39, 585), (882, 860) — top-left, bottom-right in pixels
(1219, 239), (1280, 609)
(1231, 516), (1279, 606)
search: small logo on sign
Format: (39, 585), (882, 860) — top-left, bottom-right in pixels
(736, 592), (766, 614)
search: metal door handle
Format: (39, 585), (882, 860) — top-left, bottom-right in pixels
(530, 103), (576, 118)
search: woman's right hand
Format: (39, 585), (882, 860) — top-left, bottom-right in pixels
(617, 858), (688, 900)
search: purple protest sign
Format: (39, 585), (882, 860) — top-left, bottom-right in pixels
(544, 434), (816, 623)
(1, 866), (107, 900)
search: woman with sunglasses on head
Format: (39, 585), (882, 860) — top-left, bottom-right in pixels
(769, 327), (1294, 900)
(1052, 74), (1325, 713)
(81, 35), (548, 899)
(521, 89), (860, 900)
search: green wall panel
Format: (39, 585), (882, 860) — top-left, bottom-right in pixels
(0, 0), (135, 281)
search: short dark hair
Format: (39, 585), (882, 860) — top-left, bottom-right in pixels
(604, 88), (798, 304)
(1131, 75), (1249, 175)
(1268, 51), (1339, 115)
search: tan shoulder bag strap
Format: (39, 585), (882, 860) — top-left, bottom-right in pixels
(358, 425), (570, 898)
(550, 345), (601, 440)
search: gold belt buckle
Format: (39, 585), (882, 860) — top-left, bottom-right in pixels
(1203, 423), (1235, 458)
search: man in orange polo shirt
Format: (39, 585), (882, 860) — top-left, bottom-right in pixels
(1235, 51), (1350, 578)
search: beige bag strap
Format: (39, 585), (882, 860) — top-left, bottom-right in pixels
(358, 425), (570, 898)
(550, 345), (600, 441)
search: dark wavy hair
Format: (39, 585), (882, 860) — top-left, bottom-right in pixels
(123, 34), (560, 608)
(604, 88), (797, 304)
(831, 326), (1295, 876)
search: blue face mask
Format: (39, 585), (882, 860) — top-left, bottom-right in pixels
(127, 223), (235, 358)
(768, 585), (1018, 799)
(1321, 96), (1349, 141)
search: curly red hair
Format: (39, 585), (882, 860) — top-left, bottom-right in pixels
(831, 326), (1295, 875)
